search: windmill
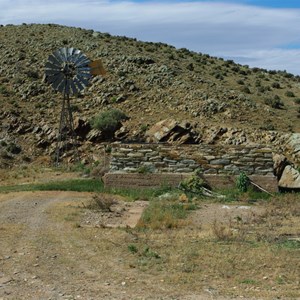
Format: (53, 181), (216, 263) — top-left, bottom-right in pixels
(45, 47), (105, 165)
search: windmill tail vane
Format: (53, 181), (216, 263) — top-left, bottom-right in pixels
(44, 47), (105, 165)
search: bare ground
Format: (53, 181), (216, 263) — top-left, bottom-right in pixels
(0, 188), (299, 300)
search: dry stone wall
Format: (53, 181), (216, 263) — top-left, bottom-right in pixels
(109, 143), (274, 176)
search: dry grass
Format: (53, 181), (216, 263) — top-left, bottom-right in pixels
(0, 184), (299, 299)
(129, 194), (300, 298)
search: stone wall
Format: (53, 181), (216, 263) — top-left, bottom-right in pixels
(109, 143), (274, 176)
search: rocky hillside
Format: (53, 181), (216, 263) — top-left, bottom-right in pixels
(0, 23), (300, 168)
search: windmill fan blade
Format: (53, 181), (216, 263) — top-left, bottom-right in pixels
(73, 77), (85, 91)
(70, 80), (79, 95)
(75, 54), (90, 67)
(48, 55), (62, 67)
(60, 47), (68, 61)
(76, 74), (90, 87)
(45, 61), (61, 71)
(53, 49), (65, 64)
(52, 73), (65, 90)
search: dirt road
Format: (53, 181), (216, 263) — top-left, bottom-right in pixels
(0, 191), (229, 300)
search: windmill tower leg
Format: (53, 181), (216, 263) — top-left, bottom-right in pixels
(55, 94), (79, 166)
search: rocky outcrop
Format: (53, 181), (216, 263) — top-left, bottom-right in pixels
(278, 165), (300, 189)
(145, 119), (200, 144)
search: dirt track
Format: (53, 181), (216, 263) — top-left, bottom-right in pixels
(0, 191), (265, 300)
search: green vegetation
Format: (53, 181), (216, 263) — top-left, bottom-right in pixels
(0, 178), (172, 201)
(91, 109), (127, 136)
(137, 199), (191, 229)
(264, 95), (284, 109)
(294, 98), (300, 104)
(0, 179), (104, 193)
(0, 85), (10, 96)
(285, 90), (295, 97)
(236, 172), (250, 193)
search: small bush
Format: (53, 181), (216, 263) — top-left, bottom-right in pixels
(88, 194), (116, 212)
(91, 109), (128, 136)
(271, 82), (281, 89)
(260, 123), (275, 131)
(294, 98), (300, 104)
(128, 244), (138, 254)
(240, 86), (251, 94)
(264, 96), (284, 109)
(0, 85), (10, 96)
(285, 90), (295, 97)
(179, 174), (209, 196)
(236, 172), (250, 193)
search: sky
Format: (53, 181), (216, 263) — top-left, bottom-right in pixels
(1, 0), (300, 74)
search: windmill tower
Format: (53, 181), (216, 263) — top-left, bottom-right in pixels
(45, 47), (105, 165)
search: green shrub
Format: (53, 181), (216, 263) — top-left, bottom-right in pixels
(236, 172), (250, 193)
(0, 85), (10, 96)
(294, 98), (300, 104)
(271, 82), (280, 89)
(260, 123), (275, 131)
(179, 174), (209, 195)
(241, 86), (251, 94)
(264, 96), (284, 109)
(91, 109), (128, 135)
(285, 90), (295, 97)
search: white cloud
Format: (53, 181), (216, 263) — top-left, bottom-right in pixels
(1, 0), (300, 74)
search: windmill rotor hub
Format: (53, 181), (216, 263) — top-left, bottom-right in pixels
(62, 62), (76, 79)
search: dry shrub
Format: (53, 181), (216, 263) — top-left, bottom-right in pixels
(87, 194), (116, 212)
(212, 220), (234, 241)
(90, 163), (109, 179)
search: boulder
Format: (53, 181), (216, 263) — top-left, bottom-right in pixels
(145, 119), (199, 144)
(273, 153), (289, 180)
(74, 117), (91, 139)
(286, 133), (300, 166)
(278, 165), (300, 189)
(86, 129), (103, 142)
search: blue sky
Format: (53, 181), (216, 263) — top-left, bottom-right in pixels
(1, 0), (300, 74)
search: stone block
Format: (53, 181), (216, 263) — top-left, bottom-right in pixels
(210, 159), (231, 165)
(127, 152), (144, 158)
(176, 168), (193, 173)
(119, 148), (133, 153)
(149, 156), (162, 162)
(181, 159), (196, 164)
